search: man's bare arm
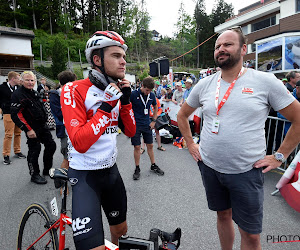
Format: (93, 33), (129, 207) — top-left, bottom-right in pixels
(177, 102), (201, 161)
(254, 100), (300, 173)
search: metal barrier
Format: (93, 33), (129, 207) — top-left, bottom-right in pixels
(193, 114), (298, 172)
(265, 116), (299, 172)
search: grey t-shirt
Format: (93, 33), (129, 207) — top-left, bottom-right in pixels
(173, 89), (184, 103)
(187, 68), (295, 174)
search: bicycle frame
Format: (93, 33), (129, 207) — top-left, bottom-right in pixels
(25, 212), (72, 250)
(25, 181), (119, 250)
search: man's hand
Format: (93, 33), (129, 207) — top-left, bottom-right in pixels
(98, 84), (122, 113)
(188, 143), (202, 162)
(118, 79), (131, 105)
(118, 79), (131, 89)
(27, 129), (37, 138)
(254, 155), (283, 173)
(149, 121), (156, 129)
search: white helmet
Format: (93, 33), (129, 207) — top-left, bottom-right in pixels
(85, 31), (128, 65)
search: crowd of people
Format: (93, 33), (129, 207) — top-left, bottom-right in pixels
(1, 27), (300, 250)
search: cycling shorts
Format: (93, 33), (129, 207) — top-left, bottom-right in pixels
(198, 161), (264, 234)
(68, 164), (127, 249)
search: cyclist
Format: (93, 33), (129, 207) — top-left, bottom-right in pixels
(61, 31), (136, 250)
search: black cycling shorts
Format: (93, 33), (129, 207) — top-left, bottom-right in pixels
(68, 164), (127, 249)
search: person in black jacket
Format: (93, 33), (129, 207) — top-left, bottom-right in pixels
(0, 71), (26, 165)
(11, 71), (56, 184)
(49, 70), (76, 170)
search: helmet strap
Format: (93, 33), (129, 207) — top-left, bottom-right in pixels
(99, 49), (111, 86)
(92, 48), (120, 85)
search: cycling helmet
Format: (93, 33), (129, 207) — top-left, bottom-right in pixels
(85, 31), (128, 65)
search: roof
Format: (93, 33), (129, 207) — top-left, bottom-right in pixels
(0, 26), (35, 39)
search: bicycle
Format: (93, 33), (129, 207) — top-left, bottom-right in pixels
(17, 168), (181, 250)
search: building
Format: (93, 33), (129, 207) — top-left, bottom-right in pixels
(152, 30), (161, 42)
(0, 26), (35, 83)
(214, 0), (300, 76)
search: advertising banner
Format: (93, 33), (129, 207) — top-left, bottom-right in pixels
(257, 37), (282, 72)
(160, 100), (202, 134)
(285, 36), (300, 70)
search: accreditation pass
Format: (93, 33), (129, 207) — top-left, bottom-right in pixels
(211, 117), (220, 134)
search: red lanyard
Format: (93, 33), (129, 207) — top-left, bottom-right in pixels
(215, 67), (244, 116)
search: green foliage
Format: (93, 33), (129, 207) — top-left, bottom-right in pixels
(57, 13), (75, 34)
(137, 69), (149, 81)
(1, 0), (235, 78)
(51, 37), (67, 78)
(192, 0), (234, 68)
(73, 67), (84, 80)
(35, 65), (53, 79)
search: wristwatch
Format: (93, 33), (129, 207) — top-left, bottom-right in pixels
(273, 152), (286, 163)
(152, 119), (157, 122)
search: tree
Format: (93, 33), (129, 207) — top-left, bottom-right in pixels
(194, 0), (210, 68)
(210, 0), (234, 29)
(193, 0), (234, 68)
(51, 37), (67, 78)
(0, 0), (15, 27)
(174, 1), (197, 67)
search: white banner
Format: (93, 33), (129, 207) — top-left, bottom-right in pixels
(167, 67), (173, 84)
(160, 100), (202, 134)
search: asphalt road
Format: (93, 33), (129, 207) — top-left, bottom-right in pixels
(0, 120), (299, 250)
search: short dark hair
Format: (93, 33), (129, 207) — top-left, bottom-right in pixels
(91, 48), (108, 68)
(57, 70), (77, 86)
(222, 26), (247, 48)
(286, 71), (299, 82)
(142, 76), (155, 89)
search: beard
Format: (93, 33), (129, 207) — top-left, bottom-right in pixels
(214, 50), (241, 69)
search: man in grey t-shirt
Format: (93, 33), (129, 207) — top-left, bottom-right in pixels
(172, 82), (184, 105)
(177, 28), (300, 250)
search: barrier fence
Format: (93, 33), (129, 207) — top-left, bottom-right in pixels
(266, 116), (299, 171)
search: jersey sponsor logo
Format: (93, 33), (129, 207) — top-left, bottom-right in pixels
(109, 211), (119, 217)
(105, 91), (113, 100)
(91, 115), (110, 135)
(72, 217), (92, 237)
(129, 109), (136, 125)
(105, 127), (118, 134)
(70, 119), (79, 127)
(242, 87), (254, 94)
(73, 227), (92, 237)
(63, 83), (77, 108)
(69, 178), (78, 185)
(111, 110), (118, 121)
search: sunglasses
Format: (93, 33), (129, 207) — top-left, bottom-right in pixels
(227, 26), (243, 33)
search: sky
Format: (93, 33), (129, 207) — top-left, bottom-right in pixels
(145, 0), (258, 37)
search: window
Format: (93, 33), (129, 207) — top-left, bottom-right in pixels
(297, 0), (300, 12)
(241, 26), (248, 35)
(252, 16), (276, 32)
(251, 43), (256, 53)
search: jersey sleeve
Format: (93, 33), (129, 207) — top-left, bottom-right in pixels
(61, 82), (113, 153)
(10, 92), (32, 132)
(119, 103), (136, 137)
